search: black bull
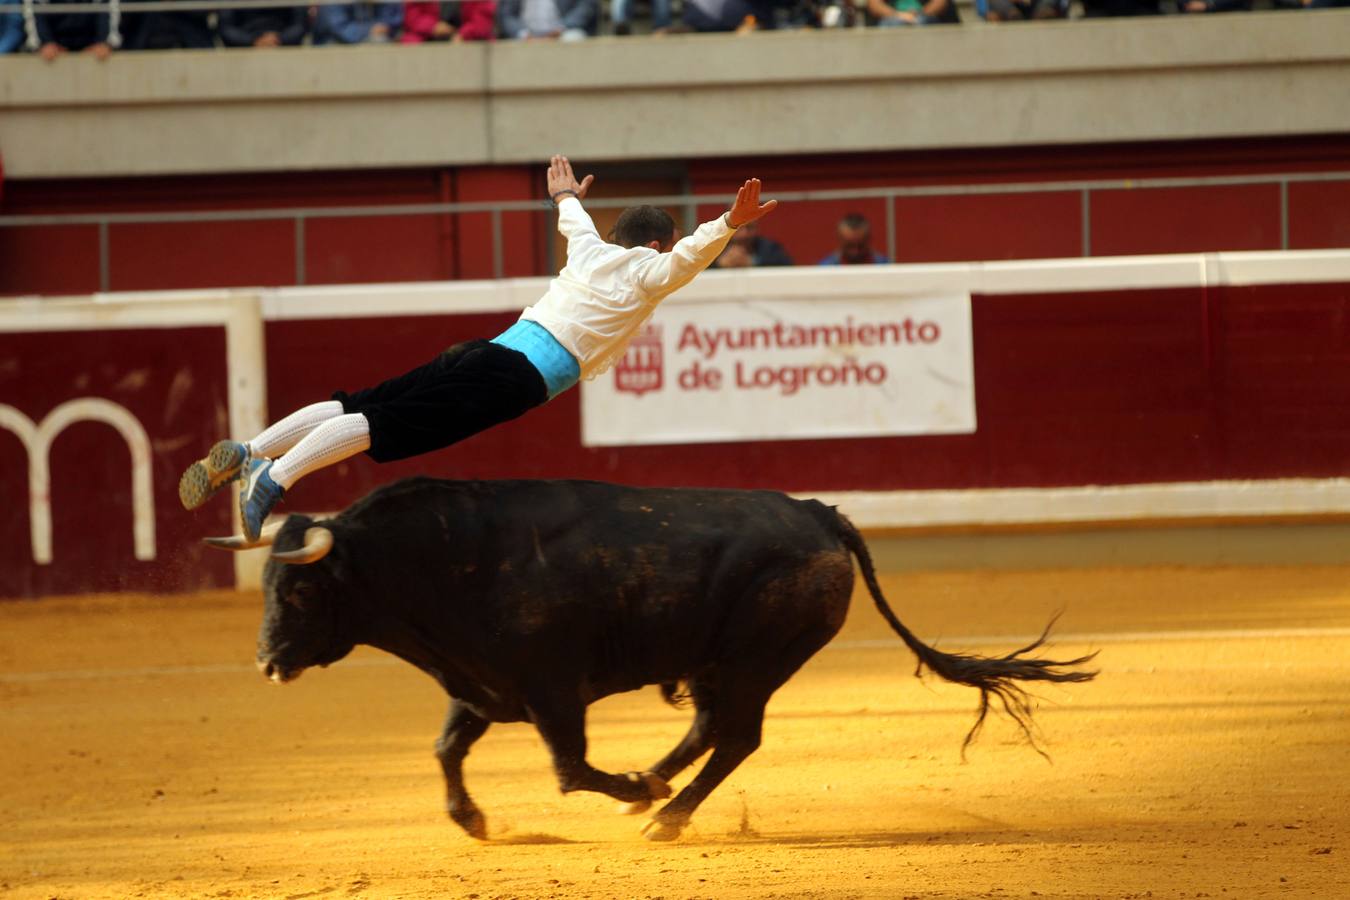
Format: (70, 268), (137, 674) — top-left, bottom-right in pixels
(209, 477), (1096, 841)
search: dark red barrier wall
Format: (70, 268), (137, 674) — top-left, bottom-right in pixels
(259, 281), (1350, 519)
(0, 327), (235, 598)
(1219, 282), (1350, 476)
(3, 136), (1348, 296)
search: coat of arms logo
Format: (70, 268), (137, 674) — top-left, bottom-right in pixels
(613, 324), (663, 397)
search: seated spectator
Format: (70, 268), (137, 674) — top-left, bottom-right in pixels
(813, 1), (863, 26)
(498, 0), (598, 40)
(401, 1), (454, 41)
(715, 243), (754, 268)
(868, 0), (959, 24)
(610, 0), (672, 35)
(682, 0), (791, 30)
(977, 0), (1066, 19)
(1, 0), (24, 54)
(1176, 0), (1249, 11)
(32, 0), (122, 61)
(714, 220), (793, 268)
(456, 1), (499, 39)
(125, 1), (213, 50)
(402, 1), (497, 42)
(314, 2), (403, 44)
(455, 1), (499, 39)
(218, 7), (309, 47)
(819, 213), (889, 266)
(1080, 0), (1160, 14)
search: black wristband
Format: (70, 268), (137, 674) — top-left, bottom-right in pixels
(550, 189), (579, 207)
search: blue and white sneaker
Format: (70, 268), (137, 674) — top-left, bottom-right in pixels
(239, 457), (285, 542)
(179, 440), (251, 511)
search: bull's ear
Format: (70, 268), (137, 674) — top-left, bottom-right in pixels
(271, 526), (334, 565)
(204, 521), (284, 551)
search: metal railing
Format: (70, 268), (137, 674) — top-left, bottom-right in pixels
(3, 170), (1347, 292)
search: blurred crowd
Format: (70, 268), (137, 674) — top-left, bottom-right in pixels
(2, 0), (1346, 58)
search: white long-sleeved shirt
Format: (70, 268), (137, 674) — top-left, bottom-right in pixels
(519, 197), (736, 379)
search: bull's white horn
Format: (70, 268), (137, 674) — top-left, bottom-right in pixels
(203, 521), (285, 551)
(270, 526), (334, 565)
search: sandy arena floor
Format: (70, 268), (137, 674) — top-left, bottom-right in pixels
(2, 565), (1348, 899)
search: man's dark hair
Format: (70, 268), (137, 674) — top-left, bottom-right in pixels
(613, 206), (677, 249)
(839, 212), (871, 233)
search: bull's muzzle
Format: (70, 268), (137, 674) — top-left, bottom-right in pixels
(257, 657), (302, 684)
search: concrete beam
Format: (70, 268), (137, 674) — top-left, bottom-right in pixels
(1, 13), (1348, 178)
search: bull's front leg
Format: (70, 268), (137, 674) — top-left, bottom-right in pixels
(435, 700), (491, 839)
(526, 690), (671, 805)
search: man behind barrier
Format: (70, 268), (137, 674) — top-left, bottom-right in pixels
(179, 155), (778, 540)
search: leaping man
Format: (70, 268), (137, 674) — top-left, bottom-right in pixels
(179, 155), (778, 540)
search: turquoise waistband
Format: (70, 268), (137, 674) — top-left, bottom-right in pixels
(490, 319), (581, 400)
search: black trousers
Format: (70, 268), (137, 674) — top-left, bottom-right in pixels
(334, 340), (548, 464)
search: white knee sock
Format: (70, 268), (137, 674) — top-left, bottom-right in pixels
(247, 400), (345, 458)
(268, 414), (371, 491)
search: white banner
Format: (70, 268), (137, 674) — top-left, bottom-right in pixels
(581, 293), (976, 447)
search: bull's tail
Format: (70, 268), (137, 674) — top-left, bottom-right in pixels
(834, 512), (1098, 757)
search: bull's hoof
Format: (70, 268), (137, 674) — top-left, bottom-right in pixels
(616, 770), (671, 814)
(635, 771), (672, 800)
(449, 804), (488, 840)
(640, 817), (685, 842)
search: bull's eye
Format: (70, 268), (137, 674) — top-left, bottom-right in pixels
(285, 584), (316, 609)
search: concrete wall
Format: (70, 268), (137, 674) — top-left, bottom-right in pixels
(2, 13), (1349, 179)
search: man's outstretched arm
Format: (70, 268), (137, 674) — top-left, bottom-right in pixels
(547, 155), (610, 267)
(547, 154), (594, 207)
(635, 178), (778, 297)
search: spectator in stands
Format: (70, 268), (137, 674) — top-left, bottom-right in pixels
(682, 0), (754, 30)
(401, 1), (454, 41)
(610, 0), (672, 35)
(31, 0), (122, 60)
(868, 0), (959, 24)
(714, 243), (753, 268)
(455, 1), (499, 39)
(682, 0), (794, 30)
(819, 213), (889, 266)
(1, 0), (24, 54)
(218, 7), (309, 47)
(315, 2), (403, 44)
(714, 220), (793, 268)
(125, 1), (213, 49)
(1176, 0), (1249, 11)
(1080, 0), (1160, 14)
(456, 1), (499, 39)
(977, 0), (1066, 19)
(402, 1), (496, 42)
(498, 0), (598, 40)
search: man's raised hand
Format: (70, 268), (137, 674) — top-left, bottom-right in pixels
(726, 179), (778, 229)
(548, 155), (595, 202)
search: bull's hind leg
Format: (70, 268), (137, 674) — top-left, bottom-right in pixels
(435, 700), (491, 839)
(639, 687), (768, 842)
(618, 683), (716, 816)
(526, 688), (671, 806)
(650, 701), (714, 783)
(643, 626), (839, 842)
